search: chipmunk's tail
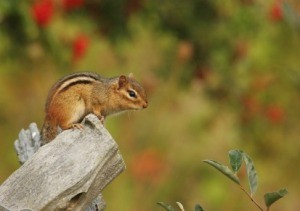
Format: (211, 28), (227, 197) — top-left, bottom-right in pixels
(40, 117), (58, 146)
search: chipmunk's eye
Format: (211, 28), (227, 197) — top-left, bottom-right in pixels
(128, 90), (137, 98)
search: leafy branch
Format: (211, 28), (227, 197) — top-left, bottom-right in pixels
(203, 149), (287, 211)
(157, 202), (204, 211)
(157, 149), (287, 211)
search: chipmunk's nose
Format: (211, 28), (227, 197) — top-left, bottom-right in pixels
(143, 100), (148, 108)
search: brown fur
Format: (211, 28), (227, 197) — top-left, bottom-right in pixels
(41, 72), (147, 145)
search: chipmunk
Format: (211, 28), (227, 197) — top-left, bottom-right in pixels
(41, 72), (148, 145)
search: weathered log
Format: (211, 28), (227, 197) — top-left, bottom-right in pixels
(0, 114), (126, 210)
(14, 122), (41, 165)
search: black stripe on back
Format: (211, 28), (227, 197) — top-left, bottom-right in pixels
(57, 72), (100, 85)
(60, 80), (94, 93)
(45, 72), (101, 110)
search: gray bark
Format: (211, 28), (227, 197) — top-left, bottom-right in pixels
(0, 114), (126, 211)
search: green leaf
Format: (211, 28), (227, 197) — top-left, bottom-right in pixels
(157, 202), (176, 211)
(176, 202), (184, 211)
(228, 149), (243, 173)
(242, 152), (258, 196)
(195, 204), (205, 211)
(264, 189), (288, 208)
(203, 160), (240, 185)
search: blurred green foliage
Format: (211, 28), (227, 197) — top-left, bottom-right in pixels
(1, 0), (300, 210)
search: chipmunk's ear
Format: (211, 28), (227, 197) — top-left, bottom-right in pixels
(128, 73), (134, 79)
(118, 75), (128, 89)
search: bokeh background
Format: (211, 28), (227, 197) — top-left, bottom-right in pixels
(1, 0), (300, 210)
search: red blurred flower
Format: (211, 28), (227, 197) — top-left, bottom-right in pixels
(269, 0), (283, 22)
(32, 0), (54, 27)
(72, 34), (89, 62)
(62, 0), (85, 10)
(131, 149), (166, 183)
(265, 105), (285, 124)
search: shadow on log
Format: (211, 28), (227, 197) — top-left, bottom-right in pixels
(0, 114), (126, 211)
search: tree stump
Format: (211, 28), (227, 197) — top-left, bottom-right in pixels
(0, 114), (126, 211)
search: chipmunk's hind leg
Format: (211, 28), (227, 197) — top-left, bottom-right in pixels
(59, 121), (84, 132)
(72, 123), (84, 130)
(57, 93), (86, 131)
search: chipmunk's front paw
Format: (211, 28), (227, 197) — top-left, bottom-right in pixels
(72, 123), (84, 131)
(98, 115), (105, 124)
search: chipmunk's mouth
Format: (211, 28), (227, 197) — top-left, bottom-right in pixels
(142, 101), (148, 109)
(132, 101), (148, 110)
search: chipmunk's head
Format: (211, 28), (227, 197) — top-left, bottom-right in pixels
(115, 73), (148, 110)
